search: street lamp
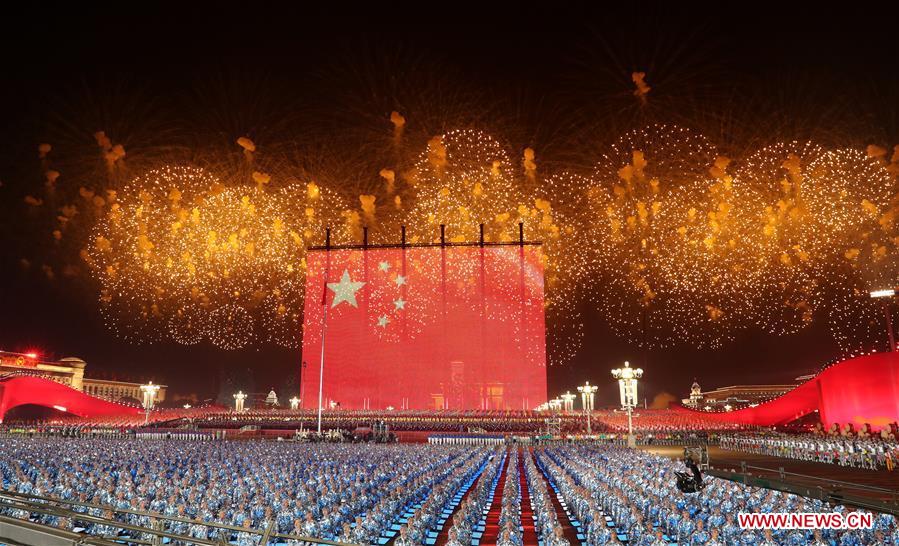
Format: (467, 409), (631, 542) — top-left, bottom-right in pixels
(560, 391), (576, 412)
(870, 289), (897, 352)
(548, 398), (562, 412)
(611, 361), (643, 448)
(577, 381), (599, 435)
(233, 391), (247, 413)
(289, 396), (300, 410)
(139, 382), (160, 425)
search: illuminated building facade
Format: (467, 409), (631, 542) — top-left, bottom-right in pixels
(683, 382), (795, 409)
(0, 351), (166, 405)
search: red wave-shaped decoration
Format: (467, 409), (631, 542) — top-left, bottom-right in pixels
(674, 352), (899, 430)
(0, 376), (143, 421)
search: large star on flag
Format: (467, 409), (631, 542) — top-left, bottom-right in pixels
(327, 270), (366, 308)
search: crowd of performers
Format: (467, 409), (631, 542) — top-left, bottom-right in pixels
(720, 433), (899, 470)
(2, 408), (749, 440)
(0, 438), (498, 545)
(444, 452), (504, 546)
(525, 448), (574, 545)
(430, 449), (529, 546)
(190, 408), (746, 434)
(538, 444), (897, 545)
(496, 450), (524, 546)
(0, 436), (897, 545)
(182, 409), (577, 433)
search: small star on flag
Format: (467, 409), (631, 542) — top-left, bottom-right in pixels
(393, 298), (406, 311)
(327, 270), (366, 308)
(377, 315), (390, 327)
(395, 274), (407, 287)
(378, 261), (391, 272)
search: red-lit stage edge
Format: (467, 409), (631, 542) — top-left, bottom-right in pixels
(675, 352), (899, 430)
(300, 227), (548, 411)
(0, 376), (143, 421)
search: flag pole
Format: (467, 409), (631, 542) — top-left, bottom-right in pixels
(317, 228), (331, 435)
(317, 296), (328, 435)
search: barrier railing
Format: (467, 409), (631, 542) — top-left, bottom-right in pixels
(707, 462), (899, 516)
(0, 489), (347, 545)
(427, 433), (506, 445)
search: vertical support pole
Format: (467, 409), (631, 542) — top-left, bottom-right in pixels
(884, 301), (896, 352)
(642, 306), (649, 370)
(317, 227), (332, 435)
(400, 224), (408, 406)
(300, 361), (307, 409)
(627, 405), (634, 447)
(517, 221), (526, 410)
(440, 223), (449, 407)
(478, 223), (486, 407)
(317, 308), (328, 434)
(401, 225), (406, 248)
(363, 225), (371, 407)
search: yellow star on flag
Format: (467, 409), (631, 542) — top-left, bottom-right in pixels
(327, 270), (366, 308)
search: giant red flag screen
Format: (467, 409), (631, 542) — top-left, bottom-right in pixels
(300, 244), (548, 410)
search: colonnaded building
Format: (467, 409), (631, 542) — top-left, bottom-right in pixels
(0, 351), (166, 405)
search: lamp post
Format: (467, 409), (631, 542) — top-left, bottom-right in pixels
(611, 361), (643, 448)
(870, 289), (897, 352)
(548, 398), (562, 412)
(560, 391), (576, 413)
(233, 391), (247, 413)
(577, 381), (598, 435)
(139, 382), (160, 425)
(289, 397), (300, 410)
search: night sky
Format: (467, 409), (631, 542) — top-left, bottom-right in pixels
(1, 3), (897, 406)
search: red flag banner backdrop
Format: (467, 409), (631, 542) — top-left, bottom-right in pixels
(300, 245), (548, 410)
